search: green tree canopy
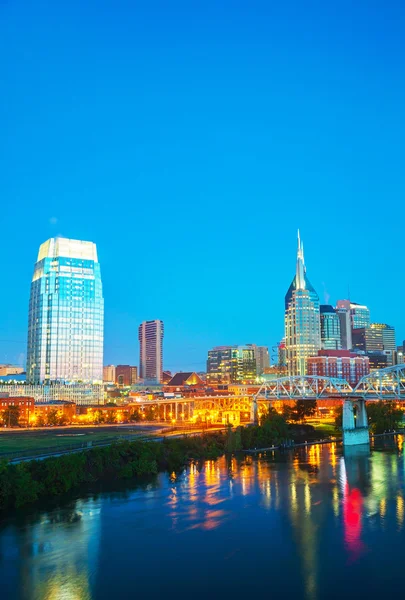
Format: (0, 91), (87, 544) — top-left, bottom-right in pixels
(1, 406), (20, 427)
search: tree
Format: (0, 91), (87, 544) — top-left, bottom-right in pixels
(334, 406), (343, 429)
(294, 399), (317, 422)
(282, 404), (300, 422)
(93, 410), (105, 424)
(367, 402), (403, 434)
(144, 407), (157, 421)
(46, 409), (59, 426)
(130, 410), (142, 422)
(1, 406), (20, 428)
(105, 411), (116, 424)
(58, 414), (69, 426)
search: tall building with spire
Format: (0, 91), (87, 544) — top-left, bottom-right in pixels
(284, 232), (321, 376)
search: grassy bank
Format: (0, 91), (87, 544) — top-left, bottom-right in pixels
(0, 428), (154, 454)
(0, 434), (227, 510)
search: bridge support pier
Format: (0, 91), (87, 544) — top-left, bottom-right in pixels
(342, 398), (370, 448)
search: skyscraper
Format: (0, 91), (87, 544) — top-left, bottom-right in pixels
(285, 232), (321, 376)
(335, 305), (353, 350)
(138, 320), (164, 383)
(246, 344), (270, 375)
(26, 237), (104, 384)
(336, 300), (370, 331)
(206, 345), (257, 384)
(320, 305), (341, 350)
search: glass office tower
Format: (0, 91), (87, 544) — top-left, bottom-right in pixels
(26, 237), (104, 384)
(320, 305), (342, 350)
(285, 232), (321, 376)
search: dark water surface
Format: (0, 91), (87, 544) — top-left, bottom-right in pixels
(1, 440), (405, 600)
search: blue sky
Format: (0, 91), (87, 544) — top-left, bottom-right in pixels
(1, 0), (404, 372)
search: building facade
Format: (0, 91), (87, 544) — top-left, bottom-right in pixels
(115, 365), (138, 386)
(335, 306), (352, 350)
(103, 365), (116, 383)
(247, 344), (270, 375)
(0, 383), (104, 405)
(207, 345), (257, 384)
(336, 300), (370, 331)
(0, 365), (24, 376)
(352, 327), (383, 352)
(26, 237), (104, 384)
(320, 305), (341, 350)
(284, 232), (321, 376)
(370, 323), (396, 365)
(138, 320), (164, 383)
(307, 350), (369, 386)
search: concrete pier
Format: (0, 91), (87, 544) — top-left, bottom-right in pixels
(342, 398), (370, 447)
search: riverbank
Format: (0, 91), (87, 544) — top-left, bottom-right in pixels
(0, 417), (342, 511)
(0, 433), (227, 510)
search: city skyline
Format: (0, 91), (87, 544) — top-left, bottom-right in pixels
(2, 1), (405, 371)
(0, 231), (404, 373)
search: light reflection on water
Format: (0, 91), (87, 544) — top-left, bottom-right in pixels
(1, 437), (405, 600)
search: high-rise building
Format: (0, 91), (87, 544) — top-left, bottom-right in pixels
(320, 305), (341, 350)
(207, 345), (257, 384)
(284, 232), (321, 376)
(26, 237), (104, 384)
(247, 344), (270, 375)
(335, 306), (352, 350)
(370, 323), (396, 366)
(352, 327), (383, 352)
(115, 365), (138, 386)
(138, 320), (164, 383)
(336, 300), (370, 331)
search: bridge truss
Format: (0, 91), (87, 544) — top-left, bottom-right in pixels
(353, 364), (405, 399)
(254, 375), (353, 401)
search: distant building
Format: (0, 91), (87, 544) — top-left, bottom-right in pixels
(336, 300), (370, 331)
(165, 372), (204, 393)
(320, 305), (341, 350)
(162, 371), (172, 384)
(247, 344), (270, 375)
(396, 345), (404, 365)
(0, 383), (103, 405)
(34, 401), (76, 423)
(0, 365), (24, 376)
(335, 306), (352, 350)
(352, 327), (383, 353)
(207, 345), (256, 384)
(103, 365), (116, 383)
(285, 232), (321, 375)
(139, 320), (164, 383)
(26, 237), (104, 384)
(367, 351), (388, 370)
(0, 396), (35, 424)
(307, 350), (369, 386)
(115, 365), (138, 386)
(370, 323), (396, 365)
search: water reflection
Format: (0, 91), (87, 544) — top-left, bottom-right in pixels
(1, 436), (405, 600)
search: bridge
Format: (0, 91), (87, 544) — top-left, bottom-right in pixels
(132, 365), (405, 448)
(253, 364), (405, 447)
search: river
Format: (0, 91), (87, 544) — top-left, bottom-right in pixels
(1, 439), (405, 600)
